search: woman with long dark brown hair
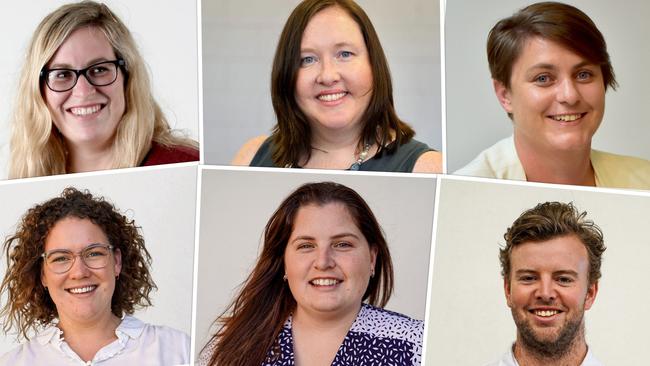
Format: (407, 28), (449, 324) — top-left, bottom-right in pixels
(199, 182), (423, 365)
(232, 0), (441, 173)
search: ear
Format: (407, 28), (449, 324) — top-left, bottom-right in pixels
(493, 79), (514, 114)
(113, 248), (122, 276)
(504, 277), (513, 308)
(369, 245), (378, 274)
(583, 281), (598, 310)
(41, 267), (47, 289)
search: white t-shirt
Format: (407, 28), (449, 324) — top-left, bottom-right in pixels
(485, 345), (603, 366)
(0, 316), (189, 366)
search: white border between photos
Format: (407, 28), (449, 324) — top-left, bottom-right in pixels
(191, 164), (203, 365)
(440, 0), (447, 175)
(197, 0), (205, 165)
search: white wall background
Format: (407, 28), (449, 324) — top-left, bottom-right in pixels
(426, 177), (650, 365)
(194, 168), (436, 359)
(445, 0), (650, 172)
(0, 165), (197, 355)
(0, 0), (199, 178)
(202, 0), (442, 164)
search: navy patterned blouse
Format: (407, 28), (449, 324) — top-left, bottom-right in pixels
(262, 304), (423, 366)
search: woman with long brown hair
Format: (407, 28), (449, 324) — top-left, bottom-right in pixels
(199, 182), (423, 366)
(232, 0), (441, 173)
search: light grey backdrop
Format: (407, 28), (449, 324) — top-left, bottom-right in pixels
(202, 0), (442, 164)
(426, 177), (650, 365)
(194, 168), (436, 359)
(0, 165), (196, 354)
(0, 0), (200, 179)
(445, 0), (650, 172)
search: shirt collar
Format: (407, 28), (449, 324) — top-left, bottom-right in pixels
(35, 315), (145, 345)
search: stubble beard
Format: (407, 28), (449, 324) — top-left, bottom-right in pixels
(513, 310), (584, 360)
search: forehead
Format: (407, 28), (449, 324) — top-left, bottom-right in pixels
(44, 216), (109, 252)
(301, 6), (365, 48)
(290, 202), (361, 236)
(48, 26), (116, 68)
(509, 234), (590, 275)
(511, 36), (595, 73)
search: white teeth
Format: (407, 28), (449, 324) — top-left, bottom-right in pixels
(551, 114), (581, 122)
(70, 105), (101, 116)
(311, 278), (339, 286)
(318, 92), (346, 102)
(68, 285), (96, 294)
(534, 310), (559, 317)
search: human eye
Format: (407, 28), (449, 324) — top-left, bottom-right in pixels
(517, 274), (536, 283)
(333, 241), (353, 249)
(50, 69), (75, 81)
(576, 70), (593, 81)
(48, 251), (72, 264)
(533, 73), (553, 86)
(300, 55), (317, 67)
(296, 241), (315, 250)
(338, 50), (354, 59)
(556, 275), (575, 285)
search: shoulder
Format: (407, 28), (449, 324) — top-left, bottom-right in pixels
(141, 142), (200, 166)
(0, 338), (52, 366)
(591, 150), (650, 189)
(120, 316), (190, 362)
(455, 136), (524, 180)
(232, 135), (269, 166)
(413, 150), (442, 173)
(353, 304), (423, 343)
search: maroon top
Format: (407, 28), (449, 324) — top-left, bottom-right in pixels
(140, 142), (199, 166)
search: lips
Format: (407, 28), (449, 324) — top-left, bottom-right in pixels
(309, 278), (341, 286)
(548, 113), (585, 122)
(67, 104), (104, 117)
(66, 285), (98, 294)
(529, 308), (563, 319)
(317, 91), (347, 102)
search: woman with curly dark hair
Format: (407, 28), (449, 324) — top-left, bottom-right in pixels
(0, 187), (189, 365)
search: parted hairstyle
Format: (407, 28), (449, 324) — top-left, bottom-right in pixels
(202, 182), (394, 366)
(487, 2), (617, 91)
(269, 0), (415, 167)
(500, 201), (606, 285)
(9, 0), (196, 179)
(0, 187), (156, 340)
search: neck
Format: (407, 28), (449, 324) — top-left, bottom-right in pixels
(57, 313), (121, 362)
(303, 126), (373, 169)
(293, 303), (361, 333)
(512, 332), (588, 366)
(66, 141), (114, 173)
(514, 132), (595, 186)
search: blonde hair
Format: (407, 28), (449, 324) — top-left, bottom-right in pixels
(9, 1), (197, 179)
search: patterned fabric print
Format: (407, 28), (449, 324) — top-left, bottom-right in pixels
(262, 304), (423, 366)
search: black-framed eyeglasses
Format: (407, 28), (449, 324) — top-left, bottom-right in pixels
(41, 243), (115, 274)
(40, 59), (125, 92)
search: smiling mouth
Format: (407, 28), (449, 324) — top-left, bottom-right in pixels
(310, 278), (341, 286)
(530, 309), (562, 317)
(68, 104), (104, 116)
(549, 113), (585, 122)
(317, 92), (347, 102)
(66, 285), (97, 294)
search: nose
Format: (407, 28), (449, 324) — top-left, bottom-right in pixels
(316, 58), (341, 86)
(555, 77), (581, 105)
(71, 73), (97, 97)
(314, 246), (335, 270)
(535, 277), (557, 302)
(68, 255), (91, 279)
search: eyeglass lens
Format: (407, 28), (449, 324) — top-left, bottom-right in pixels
(44, 244), (112, 274)
(45, 61), (119, 92)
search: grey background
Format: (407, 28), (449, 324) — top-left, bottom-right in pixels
(0, 165), (196, 354)
(426, 177), (650, 365)
(194, 168), (436, 360)
(0, 0), (200, 179)
(445, 0), (650, 172)
(202, 0), (442, 164)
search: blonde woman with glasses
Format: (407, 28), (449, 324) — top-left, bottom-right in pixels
(9, 1), (198, 179)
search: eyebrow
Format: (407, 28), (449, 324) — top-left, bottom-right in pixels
(290, 232), (360, 243)
(526, 60), (596, 73)
(300, 42), (358, 53)
(513, 269), (580, 277)
(49, 57), (112, 70)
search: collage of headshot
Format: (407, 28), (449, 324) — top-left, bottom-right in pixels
(0, 0), (648, 365)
